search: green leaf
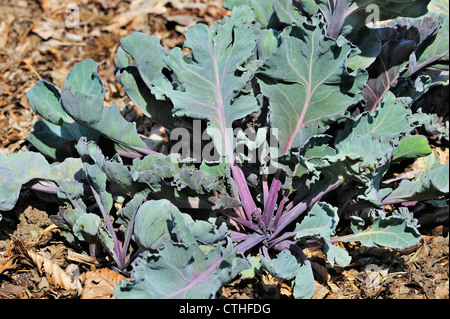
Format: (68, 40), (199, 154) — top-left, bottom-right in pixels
(427, 0), (449, 17)
(116, 66), (174, 129)
(116, 194), (145, 227)
(0, 152), (50, 211)
(258, 29), (281, 61)
(294, 202), (339, 241)
(240, 256), (262, 278)
(318, 0), (432, 37)
(336, 92), (414, 144)
(261, 250), (300, 280)
(61, 59), (151, 153)
(173, 212), (229, 246)
(223, 0), (249, 10)
(119, 33), (166, 88)
(114, 46), (130, 69)
(410, 16), (449, 84)
(238, 0), (278, 28)
(339, 214), (421, 249)
(338, 134), (395, 171)
(392, 135), (432, 163)
(0, 152), (84, 212)
(26, 120), (78, 161)
(292, 263), (315, 299)
(257, 16), (367, 155)
(25, 79), (99, 160)
(173, 168), (221, 194)
(383, 162), (449, 204)
(114, 240), (250, 299)
(152, 7), (260, 158)
(260, 248), (317, 299)
(361, 38), (416, 111)
(72, 213), (101, 242)
(401, 15), (448, 78)
(273, 0), (303, 25)
(324, 241), (351, 267)
(133, 200), (174, 251)
(26, 80), (72, 126)
(346, 27), (382, 70)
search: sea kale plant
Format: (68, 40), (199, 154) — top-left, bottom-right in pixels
(0, 0), (448, 298)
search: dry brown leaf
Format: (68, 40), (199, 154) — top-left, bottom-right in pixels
(102, 0), (168, 33)
(312, 281), (329, 299)
(0, 16), (15, 47)
(279, 282), (292, 298)
(80, 268), (126, 299)
(434, 283), (449, 299)
(67, 250), (100, 266)
(14, 241), (82, 295)
(0, 256), (20, 275)
(28, 249), (82, 294)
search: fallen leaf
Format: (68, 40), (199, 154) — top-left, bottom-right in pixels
(312, 281), (329, 299)
(0, 282), (24, 298)
(434, 282), (449, 299)
(279, 282), (292, 298)
(14, 240), (82, 295)
(0, 256), (20, 275)
(80, 268), (126, 299)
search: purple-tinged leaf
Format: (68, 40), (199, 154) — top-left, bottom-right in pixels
(151, 6), (261, 218)
(114, 240), (249, 299)
(332, 214), (421, 249)
(257, 16), (367, 155)
(0, 152), (83, 212)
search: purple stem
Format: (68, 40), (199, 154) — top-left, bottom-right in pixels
(230, 162), (259, 222)
(271, 178), (343, 240)
(231, 215), (265, 234)
(267, 230), (297, 248)
(89, 184), (124, 270)
(120, 208), (138, 267)
(27, 182), (59, 194)
(328, 233), (355, 244)
(235, 233), (268, 253)
(327, 0), (348, 39)
(272, 240), (311, 266)
(262, 168), (284, 227)
(271, 190), (287, 229)
(89, 242), (97, 258)
(230, 230), (251, 242)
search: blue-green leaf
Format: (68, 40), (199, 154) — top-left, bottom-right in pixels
(294, 202), (339, 241)
(339, 214), (421, 249)
(292, 263), (315, 299)
(261, 250), (299, 280)
(133, 200), (174, 251)
(392, 135), (432, 163)
(152, 7), (260, 158)
(114, 240), (249, 299)
(0, 152), (83, 212)
(257, 16), (367, 155)
(61, 59), (151, 153)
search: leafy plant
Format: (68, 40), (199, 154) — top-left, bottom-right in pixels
(1, 0), (448, 298)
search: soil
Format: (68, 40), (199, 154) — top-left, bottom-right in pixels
(0, 0), (449, 300)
